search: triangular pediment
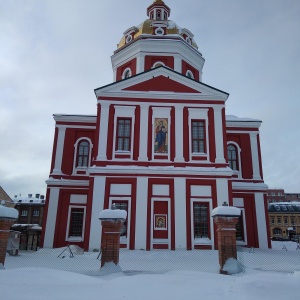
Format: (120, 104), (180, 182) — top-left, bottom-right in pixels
(123, 75), (200, 93)
(94, 67), (229, 101)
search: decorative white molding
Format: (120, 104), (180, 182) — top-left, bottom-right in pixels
(53, 115), (97, 123)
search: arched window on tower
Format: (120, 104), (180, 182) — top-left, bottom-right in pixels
(227, 144), (238, 170)
(76, 140), (90, 167)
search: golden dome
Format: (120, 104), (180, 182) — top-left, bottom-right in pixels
(117, 19), (198, 50)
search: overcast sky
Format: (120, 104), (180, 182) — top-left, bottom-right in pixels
(1, 0), (300, 198)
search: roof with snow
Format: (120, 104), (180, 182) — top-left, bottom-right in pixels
(268, 202), (300, 213)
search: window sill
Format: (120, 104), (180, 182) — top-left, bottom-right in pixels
(66, 237), (83, 242)
(194, 238), (212, 245)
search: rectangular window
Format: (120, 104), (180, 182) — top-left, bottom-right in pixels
(236, 214), (244, 241)
(112, 201), (128, 237)
(192, 120), (205, 153)
(68, 207), (84, 238)
(284, 217), (288, 225)
(21, 210), (28, 216)
(277, 216), (281, 225)
(191, 120), (205, 153)
(116, 118), (131, 151)
(33, 210), (40, 217)
(270, 216), (275, 225)
(193, 203), (209, 238)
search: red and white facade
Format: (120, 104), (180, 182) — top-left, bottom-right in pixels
(41, 0), (271, 251)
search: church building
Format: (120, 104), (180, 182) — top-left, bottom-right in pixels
(41, 0), (270, 251)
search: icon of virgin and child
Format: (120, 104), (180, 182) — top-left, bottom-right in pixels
(155, 118), (168, 153)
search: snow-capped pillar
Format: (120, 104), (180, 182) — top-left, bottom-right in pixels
(174, 55), (181, 73)
(213, 106), (226, 164)
(43, 187), (60, 247)
(99, 209), (127, 268)
(174, 105), (185, 162)
(254, 193), (268, 249)
(212, 205), (241, 274)
(138, 103), (150, 161)
(136, 53), (145, 74)
(52, 125), (66, 175)
(249, 132), (261, 180)
(96, 102), (110, 161)
(0, 202), (18, 268)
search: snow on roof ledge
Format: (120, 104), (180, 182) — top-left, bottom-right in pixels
(226, 114), (261, 122)
(99, 209), (127, 220)
(211, 206), (241, 218)
(0, 204), (18, 219)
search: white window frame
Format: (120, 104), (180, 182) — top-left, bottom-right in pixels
(21, 210), (28, 217)
(188, 108), (209, 162)
(33, 209), (40, 217)
(72, 137), (93, 175)
(186, 70), (194, 79)
(152, 61), (165, 68)
(155, 27), (164, 35)
(122, 68), (132, 79)
(191, 198), (213, 248)
(113, 106), (135, 160)
(227, 141), (242, 178)
(65, 205), (86, 242)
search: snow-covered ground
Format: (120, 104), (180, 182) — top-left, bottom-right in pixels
(1, 241), (299, 300)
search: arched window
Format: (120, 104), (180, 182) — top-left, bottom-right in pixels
(122, 68), (131, 79)
(76, 140), (90, 167)
(152, 61), (165, 68)
(227, 144), (238, 170)
(186, 70), (194, 79)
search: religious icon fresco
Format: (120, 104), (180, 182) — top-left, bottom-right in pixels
(154, 118), (168, 153)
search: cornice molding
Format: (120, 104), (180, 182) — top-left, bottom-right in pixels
(53, 114), (97, 123)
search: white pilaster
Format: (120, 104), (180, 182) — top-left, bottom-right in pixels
(135, 177), (148, 249)
(138, 104), (150, 161)
(43, 187), (60, 247)
(254, 193), (268, 249)
(88, 176), (106, 250)
(213, 106), (226, 163)
(174, 105), (185, 162)
(52, 126), (66, 175)
(136, 53), (145, 74)
(216, 178), (229, 207)
(250, 132), (261, 180)
(96, 102), (110, 161)
(174, 178), (186, 248)
(174, 55), (181, 73)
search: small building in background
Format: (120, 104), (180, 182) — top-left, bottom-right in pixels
(268, 202), (300, 241)
(0, 186), (14, 208)
(11, 194), (45, 250)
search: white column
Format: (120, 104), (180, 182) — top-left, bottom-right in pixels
(250, 132), (261, 180)
(174, 55), (181, 73)
(138, 104), (149, 161)
(216, 178), (229, 207)
(88, 176), (106, 250)
(213, 106), (226, 163)
(135, 177), (148, 249)
(136, 53), (145, 74)
(43, 187), (60, 247)
(52, 126), (66, 175)
(174, 105), (185, 162)
(96, 102), (110, 161)
(174, 178), (186, 248)
(254, 193), (269, 249)
(112, 66), (117, 82)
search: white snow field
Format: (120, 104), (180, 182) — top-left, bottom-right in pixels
(1, 241), (299, 300)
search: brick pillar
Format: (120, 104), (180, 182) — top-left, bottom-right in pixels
(100, 220), (123, 268)
(0, 218), (16, 267)
(213, 216), (239, 274)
